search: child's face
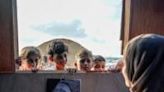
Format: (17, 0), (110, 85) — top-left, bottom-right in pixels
(79, 58), (92, 71)
(93, 61), (105, 71)
(20, 55), (40, 72)
(53, 53), (67, 70)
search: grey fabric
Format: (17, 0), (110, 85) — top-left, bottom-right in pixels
(124, 34), (164, 92)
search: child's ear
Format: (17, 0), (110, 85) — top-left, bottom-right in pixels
(91, 63), (95, 68)
(49, 56), (53, 62)
(16, 57), (21, 66)
(74, 62), (77, 67)
(74, 62), (80, 70)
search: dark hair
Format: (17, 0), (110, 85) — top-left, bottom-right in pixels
(93, 55), (105, 62)
(78, 49), (92, 59)
(16, 46), (41, 66)
(124, 34), (164, 92)
(48, 41), (68, 56)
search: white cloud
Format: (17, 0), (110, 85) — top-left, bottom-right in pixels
(75, 37), (122, 57)
(17, 0), (122, 57)
(33, 20), (87, 38)
(18, 26), (55, 51)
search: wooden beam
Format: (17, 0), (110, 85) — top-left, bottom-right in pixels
(0, 0), (18, 73)
(121, 0), (164, 54)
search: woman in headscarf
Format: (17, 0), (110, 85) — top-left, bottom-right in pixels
(122, 34), (164, 92)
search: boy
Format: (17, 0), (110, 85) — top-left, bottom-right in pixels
(75, 49), (93, 72)
(92, 55), (106, 72)
(16, 46), (41, 72)
(47, 41), (68, 70)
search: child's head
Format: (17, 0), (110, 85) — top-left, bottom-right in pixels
(17, 46), (41, 72)
(76, 49), (93, 72)
(48, 41), (68, 70)
(93, 55), (106, 71)
(115, 59), (124, 72)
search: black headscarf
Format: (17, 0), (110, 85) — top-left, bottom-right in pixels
(124, 34), (164, 92)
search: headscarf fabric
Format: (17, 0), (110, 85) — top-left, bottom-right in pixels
(124, 34), (164, 92)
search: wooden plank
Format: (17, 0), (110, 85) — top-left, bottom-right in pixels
(0, 73), (129, 92)
(121, 0), (132, 54)
(130, 0), (164, 39)
(121, 0), (164, 53)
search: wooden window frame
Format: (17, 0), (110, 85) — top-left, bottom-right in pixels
(0, 0), (18, 73)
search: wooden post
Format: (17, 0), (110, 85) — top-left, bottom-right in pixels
(121, 0), (164, 54)
(0, 0), (18, 73)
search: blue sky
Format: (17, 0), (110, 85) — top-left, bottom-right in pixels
(17, 0), (122, 57)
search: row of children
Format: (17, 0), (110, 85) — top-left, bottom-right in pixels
(16, 40), (122, 72)
(16, 34), (164, 91)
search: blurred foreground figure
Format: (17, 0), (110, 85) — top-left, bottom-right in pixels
(122, 34), (164, 92)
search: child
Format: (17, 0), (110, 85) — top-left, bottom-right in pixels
(16, 46), (41, 72)
(75, 49), (93, 72)
(47, 41), (68, 70)
(92, 55), (106, 72)
(107, 58), (124, 73)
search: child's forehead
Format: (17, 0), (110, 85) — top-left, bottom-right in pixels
(80, 57), (91, 59)
(94, 60), (105, 64)
(79, 57), (92, 62)
(94, 56), (105, 61)
(28, 54), (40, 58)
(53, 52), (67, 56)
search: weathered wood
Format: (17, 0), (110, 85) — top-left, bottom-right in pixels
(0, 0), (18, 73)
(121, 0), (164, 53)
(0, 73), (129, 92)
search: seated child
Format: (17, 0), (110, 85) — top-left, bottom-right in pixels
(16, 46), (41, 72)
(47, 41), (68, 70)
(92, 55), (106, 72)
(75, 49), (93, 72)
